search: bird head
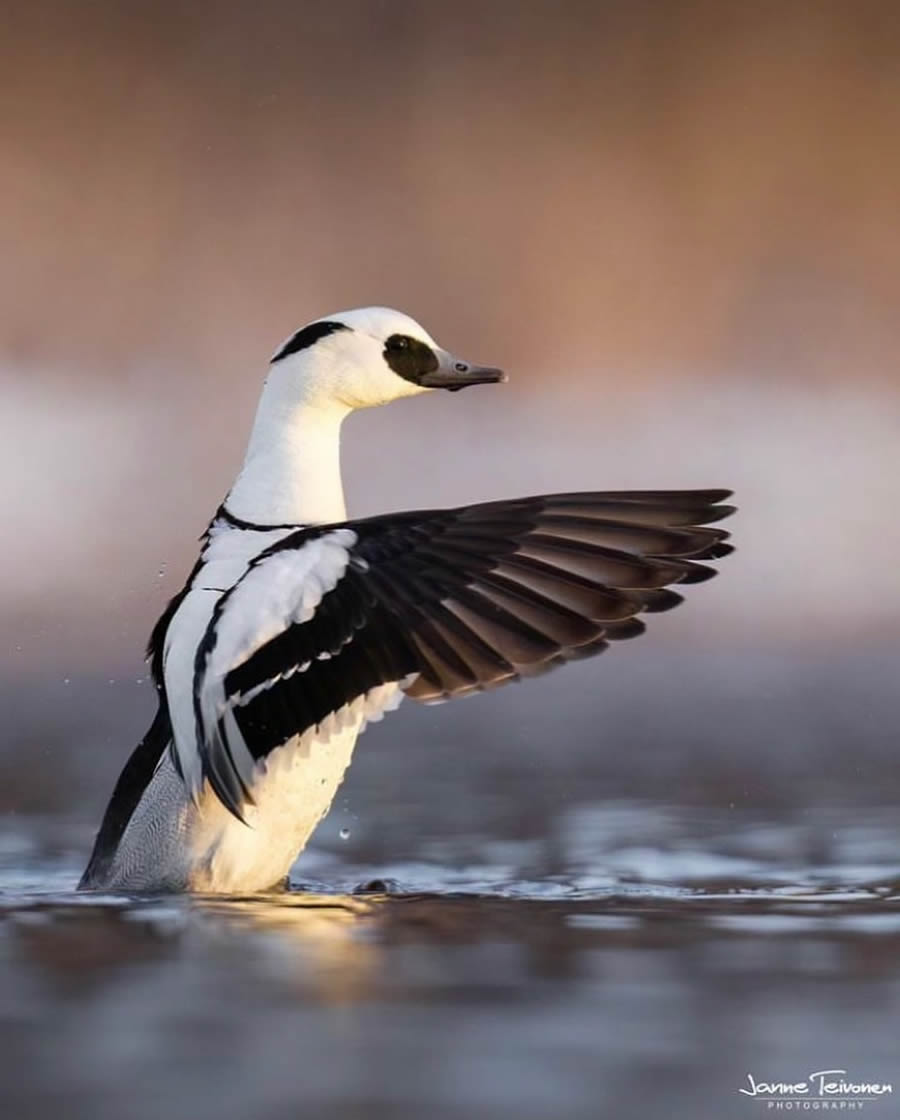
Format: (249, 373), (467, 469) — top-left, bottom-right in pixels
(268, 306), (506, 411)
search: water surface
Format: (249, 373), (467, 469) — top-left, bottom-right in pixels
(3, 804), (899, 1120)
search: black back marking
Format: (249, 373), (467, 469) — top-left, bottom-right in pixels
(216, 503), (300, 532)
(147, 561), (201, 688)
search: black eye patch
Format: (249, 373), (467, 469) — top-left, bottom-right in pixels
(383, 334), (439, 385)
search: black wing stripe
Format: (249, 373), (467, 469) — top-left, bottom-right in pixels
(225, 579), (365, 698)
(234, 617), (417, 763)
(205, 714), (253, 819)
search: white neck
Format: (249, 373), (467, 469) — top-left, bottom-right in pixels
(225, 368), (351, 526)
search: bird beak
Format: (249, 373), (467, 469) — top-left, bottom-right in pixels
(420, 350), (508, 392)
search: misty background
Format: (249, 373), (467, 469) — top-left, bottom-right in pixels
(1, 0), (898, 837)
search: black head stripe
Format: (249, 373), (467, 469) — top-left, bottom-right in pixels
(271, 320), (349, 363)
(383, 334), (439, 385)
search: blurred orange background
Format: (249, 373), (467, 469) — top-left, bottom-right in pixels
(1, 0), (898, 679)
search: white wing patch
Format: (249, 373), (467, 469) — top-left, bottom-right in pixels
(191, 528), (357, 799)
(208, 529), (356, 676)
(199, 521), (296, 590)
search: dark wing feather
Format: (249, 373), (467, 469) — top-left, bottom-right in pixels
(347, 489), (733, 701)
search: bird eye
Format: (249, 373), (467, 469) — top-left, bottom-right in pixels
(395, 337), (410, 350)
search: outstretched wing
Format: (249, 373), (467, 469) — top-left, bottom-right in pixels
(192, 489), (734, 818)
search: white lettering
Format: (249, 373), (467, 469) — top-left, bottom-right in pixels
(740, 1069), (891, 1103)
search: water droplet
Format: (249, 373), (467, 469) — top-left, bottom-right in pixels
(14, 645), (22, 654)
(135, 677), (144, 685)
(339, 827), (351, 841)
(108, 679), (115, 685)
(62, 678), (70, 686)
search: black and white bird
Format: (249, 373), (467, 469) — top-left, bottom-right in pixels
(80, 307), (734, 894)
